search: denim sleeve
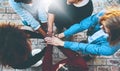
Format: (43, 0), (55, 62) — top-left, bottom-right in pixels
(38, 4), (47, 23)
(64, 10), (105, 37)
(9, 0), (40, 30)
(64, 41), (118, 56)
(38, 7), (47, 23)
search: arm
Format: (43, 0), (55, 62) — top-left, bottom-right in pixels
(38, 6), (47, 24)
(45, 36), (117, 56)
(9, 0), (40, 30)
(47, 13), (55, 36)
(57, 14), (99, 38)
(47, 1), (56, 36)
(64, 41), (117, 56)
(63, 11), (105, 37)
(37, 27), (46, 37)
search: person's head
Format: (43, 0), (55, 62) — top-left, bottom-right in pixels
(67, 0), (83, 5)
(0, 23), (31, 66)
(100, 9), (120, 45)
(14, 0), (32, 4)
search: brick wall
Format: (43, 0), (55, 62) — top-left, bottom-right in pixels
(0, 0), (22, 24)
(0, 0), (120, 71)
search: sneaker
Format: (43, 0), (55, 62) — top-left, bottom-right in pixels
(31, 49), (43, 67)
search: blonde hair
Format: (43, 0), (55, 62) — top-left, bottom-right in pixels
(100, 8), (120, 45)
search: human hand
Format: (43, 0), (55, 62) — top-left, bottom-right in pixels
(44, 36), (64, 46)
(47, 31), (54, 37)
(55, 33), (65, 38)
(56, 63), (66, 71)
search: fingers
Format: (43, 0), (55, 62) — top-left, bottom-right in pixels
(44, 37), (52, 43)
(55, 33), (64, 38)
(46, 31), (54, 37)
(44, 36), (55, 42)
(44, 36), (59, 46)
(55, 34), (59, 37)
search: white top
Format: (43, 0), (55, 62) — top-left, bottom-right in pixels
(88, 29), (109, 43)
(73, 0), (89, 7)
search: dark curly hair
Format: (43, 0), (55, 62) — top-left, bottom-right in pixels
(14, 0), (32, 4)
(0, 23), (31, 67)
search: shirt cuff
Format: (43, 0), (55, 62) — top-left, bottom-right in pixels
(34, 25), (41, 30)
(64, 41), (71, 48)
(41, 20), (47, 23)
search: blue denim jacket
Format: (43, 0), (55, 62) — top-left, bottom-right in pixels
(63, 10), (120, 56)
(9, 0), (47, 30)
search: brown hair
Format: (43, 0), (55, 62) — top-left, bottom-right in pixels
(0, 23), (31, 66)
(100, 8), (120, 45)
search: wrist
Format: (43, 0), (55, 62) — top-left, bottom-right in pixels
(47, 31), (53, 35)
(48, 26), (53, 32)
(48, 30), (53, 33)
(48, 29), (53, 33)
(58, 33), (65, 38)
(61, 33), (65, 37)
(60, 41), (64, 46)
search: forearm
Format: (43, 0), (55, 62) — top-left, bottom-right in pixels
(63, 11), (105, 37)
(37, 27), (46, 37)
(64, 41), (116, 56)
(9, 0), (40, 30)
(38, 7), (48, 24)
(59, 41), (64, 46)
(47, 13), (55, 33)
